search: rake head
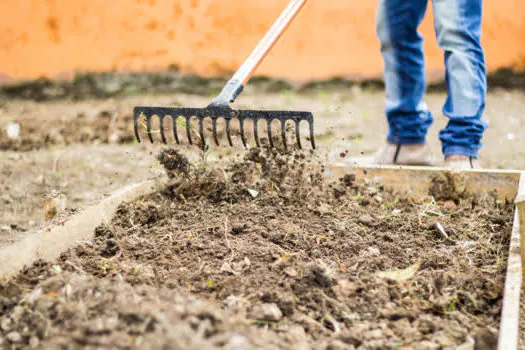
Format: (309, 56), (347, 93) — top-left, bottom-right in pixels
(133, 106), (316, 150)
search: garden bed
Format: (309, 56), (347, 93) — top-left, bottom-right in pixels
(0, 148), (517, 349)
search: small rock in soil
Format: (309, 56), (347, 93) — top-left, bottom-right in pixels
(283, 267), (298, 277)
(29, 336), (39, 348)
(6, 331), (22, 343)
(250, 303), (283, 322)
(1, 317), (12, 331)
(358, 214), (374, 226)
(23, 287), (42, 304)
(333, 279), (358, 299)
(366, 247), (381, 256)
(227, 334), (253, 350)
(220, 262), (236, 275)
(232, 257), (251, 274)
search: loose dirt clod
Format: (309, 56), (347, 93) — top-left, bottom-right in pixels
(158, 148), (192, 178)
(0, 147), (514, 349)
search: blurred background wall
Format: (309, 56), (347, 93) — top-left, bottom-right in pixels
(1, 0), (524, 83)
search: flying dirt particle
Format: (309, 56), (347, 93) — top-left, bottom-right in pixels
(341, 174), (356, 187)
(333, 186), (346, 199)
(157, 148), (190, 178)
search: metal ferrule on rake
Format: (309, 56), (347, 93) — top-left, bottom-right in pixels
(133, 0), (315, 150)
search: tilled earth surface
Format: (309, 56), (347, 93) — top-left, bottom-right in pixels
(0, 148), (514, 349)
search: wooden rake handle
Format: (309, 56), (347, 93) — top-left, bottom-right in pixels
(209, 0), (308, 107)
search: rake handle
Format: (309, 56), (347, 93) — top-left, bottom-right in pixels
(209, 0), (308, 107)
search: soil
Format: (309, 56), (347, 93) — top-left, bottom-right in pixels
(0, 148), (514, 349)
(0, 104), (135, 152)
(0, 145), (158, 248)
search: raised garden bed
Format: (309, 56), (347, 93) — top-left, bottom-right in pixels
(0, 149), (523, 349)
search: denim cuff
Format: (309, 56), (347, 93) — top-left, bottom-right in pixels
(443, 146), (479, 159)
(387, 134), (426, 145)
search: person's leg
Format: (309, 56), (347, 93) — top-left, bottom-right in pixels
(432, 0), (487, 166)
(374, 0), (434, 165)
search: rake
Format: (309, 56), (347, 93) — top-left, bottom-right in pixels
(134, 0), (315, 150)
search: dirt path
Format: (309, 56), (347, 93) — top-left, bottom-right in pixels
(2, 89), (525, 164)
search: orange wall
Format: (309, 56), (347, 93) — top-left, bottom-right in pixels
(0, 0), (524, 82)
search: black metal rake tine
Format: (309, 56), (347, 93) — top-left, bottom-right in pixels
(267, 119), (274, 148)
(280, 119), (287, 150)
(172, 116), (180, 144)
(253, 119), (260, 147)
(199, 117), (205, 149)
(225, 119), (233, 146)
(295, 120), (302, 149)
(147, 116), (154, 143)
(309, 119), (316, 149)
(159, 116), (167, 144)
(239, 119), (247, 148)
(134, 114), (141, 143)
(212, 118), (220, 146)
(186, 116), (192, 145)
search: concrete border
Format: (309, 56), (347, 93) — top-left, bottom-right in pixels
(0, 178), (163, 280)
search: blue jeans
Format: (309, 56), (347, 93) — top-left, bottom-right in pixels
(376, 0), (488, 158)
